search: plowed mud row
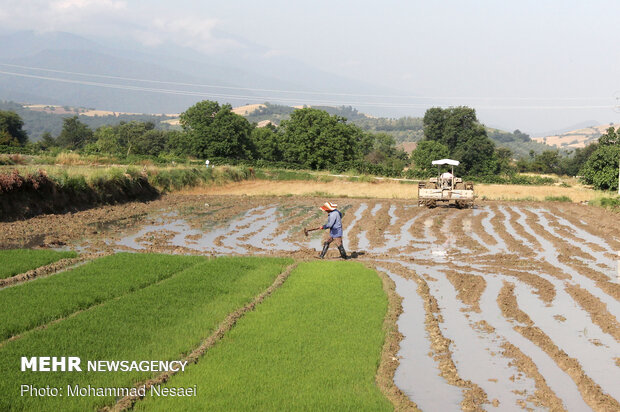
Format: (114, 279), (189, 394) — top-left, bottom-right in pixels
(1, 195), (618, 411)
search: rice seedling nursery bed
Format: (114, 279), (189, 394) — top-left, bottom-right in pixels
(0, 254), (292, 411)
(0, 249), (77, 279)
(0, 253), (203, 340)
(135, 261), (392, 412)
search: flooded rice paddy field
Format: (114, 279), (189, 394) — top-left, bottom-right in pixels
(2, 194), (618, 411)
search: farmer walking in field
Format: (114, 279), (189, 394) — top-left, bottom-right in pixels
(305, 202), (348, 259)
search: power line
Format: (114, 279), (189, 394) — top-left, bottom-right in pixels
(0, 62), (611, 102)
(0, 69), (615, 111)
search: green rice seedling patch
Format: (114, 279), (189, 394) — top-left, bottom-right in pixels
(0, 249), (78, 279)
(0, 256), (292, 412)
(0, 253), (204, 340)
(136, 261), (392, 411)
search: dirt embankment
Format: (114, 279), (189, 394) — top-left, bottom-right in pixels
(0, 169), (159, 222)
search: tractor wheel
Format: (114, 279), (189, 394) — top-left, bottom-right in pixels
(427, 182), (437, 189)
(426, 200), (437, 208)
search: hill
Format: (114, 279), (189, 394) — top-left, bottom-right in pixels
(531, 123), (620, 149)
(0, 101), (176, 141)
(5, 97), (553, 158)
(486, 128), (551, 158)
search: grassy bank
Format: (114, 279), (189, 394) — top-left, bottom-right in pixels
(136, 261), (392, 411)
(589, 195), (620, 211)
(0, 249), (77, 279)
(0, 255), (291, 411)
(0, 165), (255, 220)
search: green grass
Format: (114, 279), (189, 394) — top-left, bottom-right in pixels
(136, 261), (392, 412)
(254, 169), (317, 181)
(0, 253), (204, 340)
(0, 256), (292, 412)
(590, 195), (620, 210)
(544, 195), (572, 202)
(0, 249), (78, 279)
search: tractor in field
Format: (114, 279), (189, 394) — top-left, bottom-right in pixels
(418, 159), (474, 208)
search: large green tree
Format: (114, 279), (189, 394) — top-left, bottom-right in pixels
(421, 106), (497, 175)
(0, 111), (28, 145)
(560, 144), (599, 176)
(410, 140), (450, 177)
(166, 131), (192, 156)
(180, 101), (254, 159)
(132, 129), (167, 156)
(37, 132), (57, 150)
(250, 124), (281, 162)
(278, 108), (361, 169)
(56, 116), (93, 149)
(580, 127), (620, 191)
(116, 121), (155, 156)
(93, 126), (123, 155)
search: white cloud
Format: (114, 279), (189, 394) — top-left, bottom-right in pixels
(263, 49), (285, 58)
(0, 0), (127, 32)
(0, 1), (240, 55)
(146, 16), (243, 54)
(52, 0), (126, 11)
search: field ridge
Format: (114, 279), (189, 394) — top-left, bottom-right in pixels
(108, 261), (299, 411)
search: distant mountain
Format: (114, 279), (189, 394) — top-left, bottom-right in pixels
(0, 30), (398, 115)
(0, 31), (99, 60)
(531, 122), (620, 149)
(532, 120), (601, 138)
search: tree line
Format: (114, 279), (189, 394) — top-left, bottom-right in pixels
(1, 102), (618, 191)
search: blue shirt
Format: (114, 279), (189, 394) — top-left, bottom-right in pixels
(322, 210), (343, 238)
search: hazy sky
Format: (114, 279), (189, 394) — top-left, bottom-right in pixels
(1, 0), (619, 133)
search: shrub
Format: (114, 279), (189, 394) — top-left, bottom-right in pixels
(55, 152), (84, 165)
(544, 196), (572, 202)
(590, 196), (620, 210)
(466, 174), (557, 185)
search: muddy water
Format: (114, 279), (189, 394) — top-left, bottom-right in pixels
(480, 209), (509, 254)
(371, 203), (383, 216)
(398, 261), (539, 410)
(377, 266), (463, 411)
(534, 209), (616, 277)
(388, 205), (398, 226)
(468, 208), (506, 255)
(46, 197), (620, 410)
(520, 209), (620, 318)
(479, 277), (591, 411)
(514, 280), (620, 400)
(497, 206), (535, 250)
(343, 203), (368, 248)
